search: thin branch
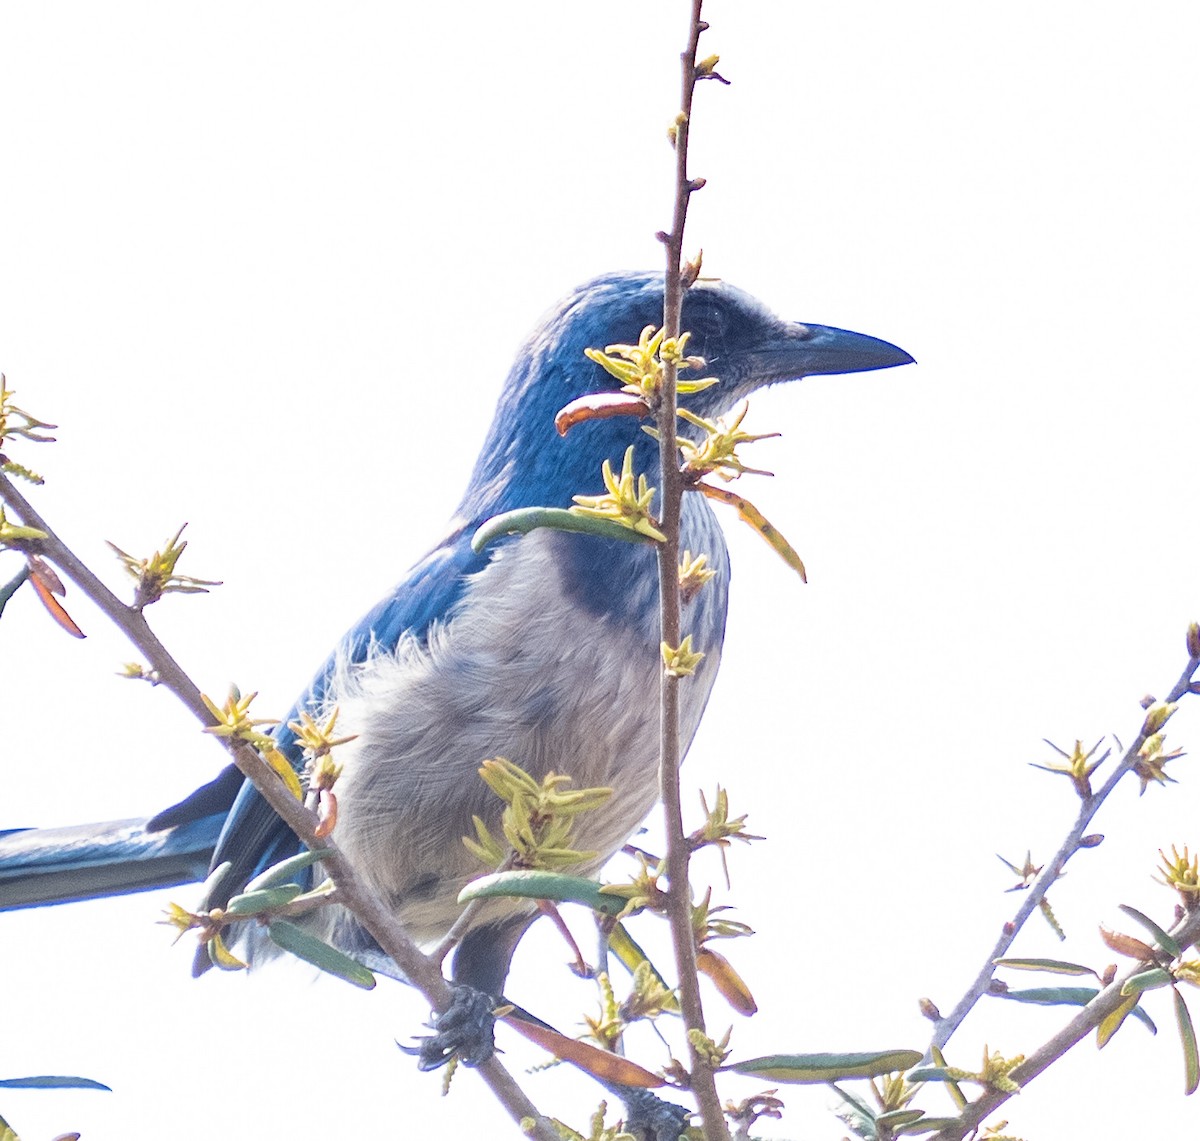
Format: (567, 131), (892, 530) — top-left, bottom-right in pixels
(656, 3), (732, 1139)
(0, 471), (560, 1141)
(930, 905), (1200, 1140)
(431, 851), (518, 967)
(929, 650), (1200, 1056)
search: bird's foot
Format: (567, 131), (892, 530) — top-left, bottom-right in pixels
(618, 1087), (692, 1141)
(407, 985), (498, 1070)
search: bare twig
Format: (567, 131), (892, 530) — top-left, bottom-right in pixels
(929, 650), (1200, 1057)
(655, 4), (732, 1139)
(930, 904), (1200, 1140)
(431, 851), (518, 967)
(0, 471), (560, 1141)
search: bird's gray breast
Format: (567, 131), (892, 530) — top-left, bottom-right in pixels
(323, 508), (728, 945)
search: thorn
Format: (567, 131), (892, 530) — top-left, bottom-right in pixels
(687, 177), (707, 193)
(655, 230), (671, 245)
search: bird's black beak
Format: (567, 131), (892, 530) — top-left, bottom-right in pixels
(750, 321), (914, 382)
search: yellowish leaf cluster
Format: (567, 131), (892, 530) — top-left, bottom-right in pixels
(584, 325), (713, 403)
(676, 401), (778, 482)
(108, 524), (221, 609)
(0, 506), (47, 545)
(1135, 733), (1185, 794)
(661, 635), (704, 678)
(1158, 845), (1200, 908)
(938, 1046), (1024, 1094)
(463, 758), (612, 871)
(289, 708), (355, 791)
(571, 446), (666, 542)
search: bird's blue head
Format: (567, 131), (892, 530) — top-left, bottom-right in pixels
(460, 271), (913, 519)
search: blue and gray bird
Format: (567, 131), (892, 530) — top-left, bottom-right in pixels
(0, 270), (911, 1048)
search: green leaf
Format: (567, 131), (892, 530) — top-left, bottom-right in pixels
(244, 848), (334, 894)
(0, 565), (29, 619)
(471, 508), (657, 554)
(1174, 987), (1199, 1095)
(224, 883), (305, 917)
(930, 1046), (966, 1110)
(907, 1067), (955, 1084)
(458, 870), (625, 915)
(993, 957), (1099, 979)
(207, 931), (246, 971)
(894, 1118), (966, 1136)
(829, 1083), (877, 1137)
(992, 985), (1100, 1008)
(1121, 968), (1174, 997)
(285, 881), (338, 909)
(1097, 992), (1141, 1048)
(607, 922), (649, 973)
(876, 1109), (926, 1128)
(732, 1049), (922, 1083)
(828, 1082), (876, 1122)
(990, 986), (1156, 1033)
(0, 1075), (111, 1090)
(1119, 904), (1183, 958)
(199, 860), (234, 901)
(266, 920), (376, 989)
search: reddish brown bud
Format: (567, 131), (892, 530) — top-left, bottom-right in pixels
(1186, 621), (1200, 660)
(314, 790), (338, 839)
(1099, 925), (1155, 961)
(554, 393), (651, 437)
(680, 250), (704, 288)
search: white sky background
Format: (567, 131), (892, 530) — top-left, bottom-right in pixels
(1, 2), (1198, 1138)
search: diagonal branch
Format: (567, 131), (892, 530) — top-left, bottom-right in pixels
(928, 649), (1200, 1058)
(930, 905), (1200, 1140)
(0, 471), (559, 1141)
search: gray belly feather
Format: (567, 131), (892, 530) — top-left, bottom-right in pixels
(318, 512), (727, 952)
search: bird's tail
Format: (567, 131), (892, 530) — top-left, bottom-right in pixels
(0, 813), (223, 911)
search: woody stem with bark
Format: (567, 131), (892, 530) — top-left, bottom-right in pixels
(655, 3), (732, 1138)
(0, 471), (559, 1141)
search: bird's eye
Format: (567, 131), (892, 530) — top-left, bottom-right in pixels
(685, 298), (728, 339)
(682, 300), (731, 371)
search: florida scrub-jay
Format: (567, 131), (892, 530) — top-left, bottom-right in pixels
(0, 270), (912, 1061)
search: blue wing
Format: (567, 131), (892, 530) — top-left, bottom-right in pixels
(151, 520), (489, 908)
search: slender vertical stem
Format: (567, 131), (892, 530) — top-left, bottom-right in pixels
(657, 4), (731, 1138)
